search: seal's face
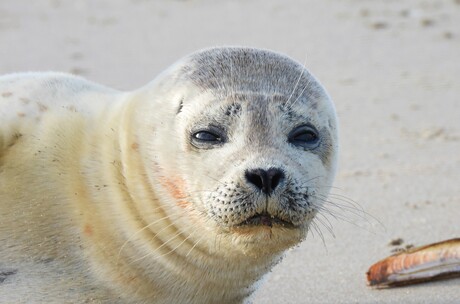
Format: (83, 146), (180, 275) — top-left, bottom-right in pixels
(144, 48), (338, 254)
(182, 96), (336, 249)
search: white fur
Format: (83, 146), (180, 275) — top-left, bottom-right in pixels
(0, 48), (338, 303)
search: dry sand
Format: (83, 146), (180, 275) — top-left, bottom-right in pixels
(1, 0), (459, 303)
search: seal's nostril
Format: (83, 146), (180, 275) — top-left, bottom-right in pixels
(245, 169), (265, 191)
(245, 168), (285, 195)
(268, 168), (284, 191)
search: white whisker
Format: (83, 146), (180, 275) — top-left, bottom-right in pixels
(116, 210), (185, 265)
(284, 53), (308, 108)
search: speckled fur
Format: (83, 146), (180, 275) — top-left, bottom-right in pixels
(0, 47), (338, 303)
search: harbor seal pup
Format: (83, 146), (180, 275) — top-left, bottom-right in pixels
(0, 47), (338, 303)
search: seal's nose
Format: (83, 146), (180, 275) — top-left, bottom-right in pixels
(245, 168), (285, 195)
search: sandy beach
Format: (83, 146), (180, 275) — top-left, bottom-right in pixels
(1, 0), (459, 303)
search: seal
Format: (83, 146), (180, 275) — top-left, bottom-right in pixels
(0, 47), (338, 303)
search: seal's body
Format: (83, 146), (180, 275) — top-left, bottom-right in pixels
(0, 47), (338, 303)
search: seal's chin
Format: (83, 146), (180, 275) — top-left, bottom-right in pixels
(237, 213), (297, 229)
(227, 213), (306, 254)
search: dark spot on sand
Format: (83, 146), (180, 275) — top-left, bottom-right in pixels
(1, 92), (13, 98)
(359, 9), (370, 17)
(421, 19), (434, 27)
(388, 238), (404, 246)
(405, 244), (414, 250)
(71, 52), (84, 60)
(70, 67), (87, 75)
(371, 21), (388, 30)
(444, 31), (453, 39)
(66, 105), (77, 112)
(20, 97), (30, 104)
(391, 247), (405, 254)
(7, 133), (22, 148)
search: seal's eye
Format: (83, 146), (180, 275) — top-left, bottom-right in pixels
(288, 125), (320, 149)
(191, 127), (226, 149)
(193, 131), (221, 142)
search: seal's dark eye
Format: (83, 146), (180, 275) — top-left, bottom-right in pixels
(288, 125), (320, 149)
(191, 127), (226, 149)
(193, 131), (221, 142)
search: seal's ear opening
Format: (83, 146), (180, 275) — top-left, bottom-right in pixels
(176, 98), (184, 115)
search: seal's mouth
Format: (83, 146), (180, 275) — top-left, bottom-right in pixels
(237, 213), (296, 229)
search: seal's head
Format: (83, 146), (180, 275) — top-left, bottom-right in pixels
(134, 47), (338, 257)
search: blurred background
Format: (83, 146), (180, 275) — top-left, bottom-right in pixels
(1, 0), (459, 302)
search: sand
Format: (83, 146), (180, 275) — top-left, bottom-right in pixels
(1, 0), (459, 303)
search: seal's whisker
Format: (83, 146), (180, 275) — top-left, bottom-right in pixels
(183, 189), (216, 196)
(309, 220), (327, 249)
(284, 53), (308, 108)
(117, 210), (186, 264)
(314, 193), (384, 229)
(312, 213), (336, 238)
(129, 228), (187, 265)
(153, 230), (197, 260)
(312, 192), (367, 217)
(227, 48), (236, 97)
(312, 199), (383, 234)
(287, 76), (314, 111)
(214, 229), (225, 253)
(303, 175), (325, 184)
(314, 211), (335, 233)
(186, 233), (205, 257)
(312, 197), (368, 223)
(322, 192), (365, 211)
(314, 205), (352, 223)
(203, 174), (227, 186)
(284, 70), (304, 108)
(121, 217), (184, 265)
(314, 197), (366, 219)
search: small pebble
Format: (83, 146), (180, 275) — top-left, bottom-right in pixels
(389, 238), (404, 246)
(372, 21), (388, 29)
